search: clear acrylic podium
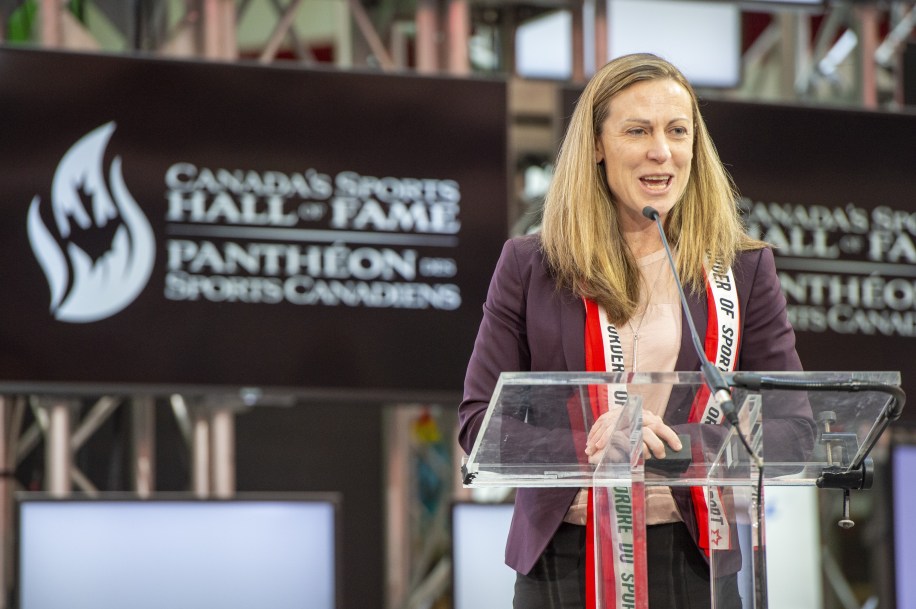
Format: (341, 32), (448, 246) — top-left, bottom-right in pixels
(461, 371), (903, 609)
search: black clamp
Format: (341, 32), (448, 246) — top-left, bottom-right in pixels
(816, 458), (873, 529)
(814, 410), (872, 529)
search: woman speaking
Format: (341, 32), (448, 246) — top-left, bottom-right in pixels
(458, 53), (814, 609)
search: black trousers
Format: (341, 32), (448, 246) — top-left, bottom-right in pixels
(513, 522), (742, 609)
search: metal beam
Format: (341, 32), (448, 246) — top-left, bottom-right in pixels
(571, 0), (584, 83)
(858, 3), (881, 108)
(268, 0), (317, 63)
(259, 0), (304, 63)
(779, 11), (802, 100)
(347, 0), (395, 70)
(158, 2), (203, 57)
(71, 396), (121, 451)
(38, 398), (74, 497)
(15, 421), (42, 466)
(189, 399), (211, 498)
(70, 465), (99, 497)
(876, 3), (916, 67)
(40, 0), (62, 47)
(131, 396), (156, 498)
(415, 0), (438, 73)
(203, 0), (237, 59)
(594, 0), (607, 71)
(209, 405), (235, 498)
(447, 0), (470, 74)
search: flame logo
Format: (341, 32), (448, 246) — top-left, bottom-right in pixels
(27, 122), (155, 323)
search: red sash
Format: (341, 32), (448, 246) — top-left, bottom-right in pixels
(582, 263), (740, 609)
(583, 299), (645, 609)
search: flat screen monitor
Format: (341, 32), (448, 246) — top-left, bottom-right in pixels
(723, 0), (823, 6)
(17, 494), (339, 609)
(451, 502), (515, 609)
(893, 442), (916, 609)
(451, 496), (824, 608)
(608, 0), (741, 88)
(515, 1), (744, 86)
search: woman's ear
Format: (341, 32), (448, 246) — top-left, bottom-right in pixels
(595, 141), (605, 165)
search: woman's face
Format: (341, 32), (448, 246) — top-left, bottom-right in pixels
(594, 78), (694, 230)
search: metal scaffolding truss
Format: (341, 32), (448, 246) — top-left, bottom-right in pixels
(2, 0), (911, 107)
(0, 391), (246, 608)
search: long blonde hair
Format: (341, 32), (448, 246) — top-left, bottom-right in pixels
(541, 53), (763, 324)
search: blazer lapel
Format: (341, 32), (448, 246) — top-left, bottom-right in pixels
(674, 288), (708, 371)
(560, 291), (586, 371)
(668, 290), (709, 425)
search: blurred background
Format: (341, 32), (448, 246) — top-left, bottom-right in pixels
(0, 1), (915, 608)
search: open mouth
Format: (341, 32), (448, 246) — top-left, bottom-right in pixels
(640, 175), (672, 190)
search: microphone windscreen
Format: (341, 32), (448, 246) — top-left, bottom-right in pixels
(642, 206), (659, 220)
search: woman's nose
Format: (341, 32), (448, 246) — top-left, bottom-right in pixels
(647, 135), (672, 163)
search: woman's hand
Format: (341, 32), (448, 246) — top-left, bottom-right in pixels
(641, 410), (682, 459)
(585, 407), (630, 465)
(584, 409), (623, 464)
(585, 408), (683, 464)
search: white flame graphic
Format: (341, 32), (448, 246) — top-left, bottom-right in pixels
(27, 122), (155, 323)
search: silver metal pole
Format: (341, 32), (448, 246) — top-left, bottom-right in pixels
(571, 0), (585, 83)
(858, 3), (880, 108)
(259, 0), (303, 63)
(191, 402), (211, 498)
(446, 0), (470, 75)
(71, 396), (121, 451)
(40, 0), (62, 47)
(594, 0), (607, 71)
(40, 398), (72, 497)
(210, 406), (235, 498)
(779, 11), (801, 101)
(346, 0), (395, 70)
(415, 0), (439, 73)
(384, 405), (413, 608)
(131, 396), (156, 498)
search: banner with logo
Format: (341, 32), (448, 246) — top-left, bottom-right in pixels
(0, 48), (508, 397)
(703, 100), (916, 423)
(563, 87), (916, 422)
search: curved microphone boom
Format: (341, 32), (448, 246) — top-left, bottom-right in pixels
(641, 206), (740, 428)
(643, 206), (767, 609)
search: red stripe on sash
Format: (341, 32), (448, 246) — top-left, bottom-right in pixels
(703, 280), (720, 369)
(686, 281), (722, 552)
(583, 298), (612, 609)
(687, 274), (741, 554)
(584, 299), (606, 371)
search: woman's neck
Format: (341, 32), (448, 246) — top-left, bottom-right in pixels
(624, 224), (665, 258)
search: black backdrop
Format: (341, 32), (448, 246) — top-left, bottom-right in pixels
(703, 97), (916, 418)
(0, 48), (508, 400)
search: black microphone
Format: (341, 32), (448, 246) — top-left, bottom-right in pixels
(642, 207), (770, 608)
(641, 206), (740, 427)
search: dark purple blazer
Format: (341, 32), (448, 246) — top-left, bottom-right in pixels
(458, 233), (813, 575)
